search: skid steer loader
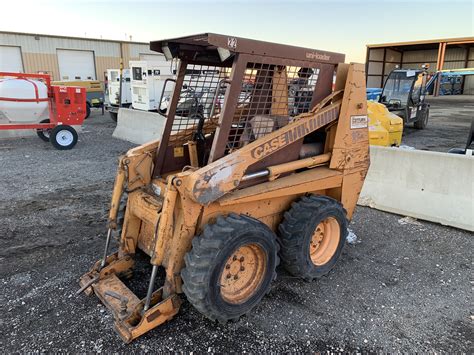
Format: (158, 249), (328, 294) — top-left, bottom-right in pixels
(78, 33), (370, 343)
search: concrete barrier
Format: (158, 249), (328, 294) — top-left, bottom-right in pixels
(358, 146), (474, 231)
(113, 108), (167, 145)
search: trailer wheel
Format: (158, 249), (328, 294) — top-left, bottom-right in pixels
(109, 111), (118, 122)
(182, 214), (279, 323)
(414, 107), (429, 129)
(50, 125), (78, 150)
(278, 195), (348, 281)
(85, 102), (91, 119)
(36, 119), (51, 142)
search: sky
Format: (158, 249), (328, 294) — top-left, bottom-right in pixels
(1, 0), (473, 62)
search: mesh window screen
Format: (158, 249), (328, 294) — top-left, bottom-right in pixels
(168, 64), (231, 145)
(226, 63), (320, 152)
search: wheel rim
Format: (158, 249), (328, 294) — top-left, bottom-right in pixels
(220, 243), (267, 304)
(309, 217), (340, 266)
(41, 129), (51, 139)
(56, 130), (74, 146)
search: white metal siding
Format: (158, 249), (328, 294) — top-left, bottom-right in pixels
(139, 53), (166, 61)
(469, 48), (474, 60)
(367, 76), (382, 88)
(0, 45), (23, 72)
(464, 75), (474, 94)
(129, 43), (156, 58)
(57, 49), (96, 80)
(368, 62), (383, 75)
(384, 63), (398, 74)
(444, 47), (466, 61)
(402, 49), (438, 63)
(443, 61), (466, 70)
(0, 33), (120, 56)
(368, 48), (384, 61)
(385, 49), (401, 63)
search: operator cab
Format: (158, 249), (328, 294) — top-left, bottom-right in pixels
(149, 33), (345, 175)
(379, 68), (430, 129)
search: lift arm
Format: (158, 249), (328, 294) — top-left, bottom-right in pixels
(180, 99), (342, 205)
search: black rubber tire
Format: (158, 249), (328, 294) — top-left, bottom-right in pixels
(85, 102), (91, 119)
(109, 111), (118, 122)
(36, 119), (51, 142)
(50, 125), (78, 150)
(278, 195), (348, 281)
(181, 213), (279, 324)
(414, 107), (429, 129)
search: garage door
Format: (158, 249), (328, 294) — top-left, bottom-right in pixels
(139, 53), (166, 62)
(57, 49), (96, 80)
(0, 46), (23, 72)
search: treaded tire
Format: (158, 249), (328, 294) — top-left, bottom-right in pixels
(85, 102), (91, 119)
(181, 213), (279, 324)
(50, 125), (78, 150)
(36, 119), (51, 142)
(278, 195), (348, 281)
(414, 107), (429, 129)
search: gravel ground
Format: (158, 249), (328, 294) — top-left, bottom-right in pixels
(0, 102), (472, 352)
(402, 95), (473, 151)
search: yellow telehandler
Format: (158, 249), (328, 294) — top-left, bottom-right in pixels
(78, 33), (370, 343)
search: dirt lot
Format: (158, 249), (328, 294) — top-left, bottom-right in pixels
(402, 95), (473, 151)
(0, 100), (472, 352)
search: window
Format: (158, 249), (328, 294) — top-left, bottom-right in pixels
(411, 73), (424, 104)
(132, 67), (142, 80)
(381, 71), (416, 106)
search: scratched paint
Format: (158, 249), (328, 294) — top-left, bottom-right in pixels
(193, 156), (242, 205)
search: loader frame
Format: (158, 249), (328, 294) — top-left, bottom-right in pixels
(79, 33), (369, 343)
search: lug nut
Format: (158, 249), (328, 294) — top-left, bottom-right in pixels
(233, 255), (237, 261)
(225, 264), (230, 269)
(234, 275), (239, 280)
(240, 256), (244, 262)
(240, 266), (245, 271)
(226, 274), (231, 279)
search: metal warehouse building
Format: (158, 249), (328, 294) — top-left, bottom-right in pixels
(366, 36), (474, 94)
(0, 31), (164, 81)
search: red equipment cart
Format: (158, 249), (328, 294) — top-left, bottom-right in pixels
(0, 72), (87, 150)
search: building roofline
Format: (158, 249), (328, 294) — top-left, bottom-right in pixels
(0, 30), (149, 45)
(367, 36), (474, 48)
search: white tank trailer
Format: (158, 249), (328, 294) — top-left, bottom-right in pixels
(0, 78), (49, 122)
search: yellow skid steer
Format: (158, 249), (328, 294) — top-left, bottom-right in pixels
(78, 33), (370, 343)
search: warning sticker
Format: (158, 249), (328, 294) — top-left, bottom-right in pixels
(173, 146), (184, 158)
(350, 115), (368, 129)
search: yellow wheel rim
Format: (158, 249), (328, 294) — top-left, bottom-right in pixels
(220, 243), (267, 304)
(309, 217), (341, 266)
